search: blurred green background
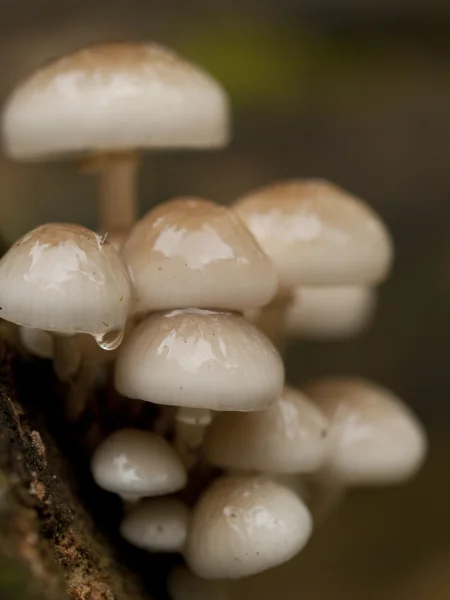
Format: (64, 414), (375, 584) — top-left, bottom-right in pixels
(1, 1), (450, 598)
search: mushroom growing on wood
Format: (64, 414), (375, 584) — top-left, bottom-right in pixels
(91, 428), (187, 501)
(2, 43), (230, 234)
(185, 475), (312, 579)
(120, 497), (190, 553)
(114, 308), (284, 411)
(303, 377), (427, 485)
(0, 223), (131, 380)
(234, 179), (392, 348)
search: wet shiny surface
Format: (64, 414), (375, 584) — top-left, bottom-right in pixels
(0, 223), (131, 339)
(114, 308), (284, 411)
(234, 179), (393, 288)
(185, 475), (312, 579)
(91, 428), (187, 497)
(122, 197), (277, 312)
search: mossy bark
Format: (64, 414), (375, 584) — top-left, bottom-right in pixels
(0, 338), (153, 600)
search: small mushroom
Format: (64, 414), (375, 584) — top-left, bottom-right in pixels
(185, 475), (312, 579)
(2, 43), (229, 233)
(234, 179), (392, 348)
(114, 308), (284, 411)
(91, 428), (187, 501)
(168, 567), (230, 600)
(0, 223), (131, 380)
(204, 386), (329, 474)
(122, 196), (277, 314)
(285, 285), (376, 340)
(120, 497), (190, 553)
(303, 377), (427, 485)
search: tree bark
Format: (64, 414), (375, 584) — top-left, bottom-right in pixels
(0, 338), (154, 600)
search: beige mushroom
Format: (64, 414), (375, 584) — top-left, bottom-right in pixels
(185, 475), (312, 579)
(122, 196), (277, 314)
(234, 179), (392, 347)
(303, 377), (427, 485)
(2, 43), (229, 233)
(91, 428), (187, 501)
(114, 308), (284, 411)
(204, 386), (329, 473)
(120, 497), (190, 553)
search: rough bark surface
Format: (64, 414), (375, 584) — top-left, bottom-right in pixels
(0, 338), (153, 600)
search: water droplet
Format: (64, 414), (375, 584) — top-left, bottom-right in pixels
(94, 328), (124, 351)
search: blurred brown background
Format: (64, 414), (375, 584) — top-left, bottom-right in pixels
(0, 1), (449, 598)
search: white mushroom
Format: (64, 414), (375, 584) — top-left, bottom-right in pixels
(0, 223), (131, 380)
(91, 428), (187, 500)
(120, 498), (190, 553)
(234, 179), (392, 348)
(122, 196), (277, 314)
(204, 386), (329, 474)
(114, 309), (284, 411)
(185, 475), (312, 579)
(2, 43), (230, 234)
(303, 377), (427, 485)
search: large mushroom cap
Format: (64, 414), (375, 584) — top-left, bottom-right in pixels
(285, 285), (376, 340)
(2, 42), (229, 160)
(122, 197), (278, 313)
(91, 428), (187, 498)
(303, 377), (427, 485)
(115, 309), (284, 411)
(234, 179), (393, 288)
(0, 223), (131, 340)
(120, 498), (190, 553)
(185, 475), (312, 579)
(204, 386), (330, 473)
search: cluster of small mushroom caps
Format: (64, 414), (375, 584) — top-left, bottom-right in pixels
(0, 42), (427, 599)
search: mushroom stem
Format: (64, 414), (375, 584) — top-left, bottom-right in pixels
(174, 408), (213, 469)
(254, 293), (292, 353)
(84, 152), (139, 233)
(52, 334), (82, 382)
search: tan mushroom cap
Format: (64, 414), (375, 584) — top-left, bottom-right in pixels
(115, 309), (284, 411)
(204, 386), (330, 473)
(303, 377), (427, 485)
(91, 428), (187, 499)
(0, 224), (131, 342)
(234, 179), (393, 289)
(120, 498), (190, 553)
(185, 475), (312, 579)
(2, 42), (229, 160)
(122, 197), (278, 313)
(286, 285), (376, 340)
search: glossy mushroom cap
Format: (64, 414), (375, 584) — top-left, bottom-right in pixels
(122, 197), (278, 313)
(303, 377), (427, 485)
(91, 428), (187, 499)
(168, 567), (230, 600)
(286, 285), (376, 340)
(0, 224), (131, 345)
(2, 42), (229, 159)
(234, 179), (393, 289)
(114, 309), (284, 411)
(120, 498), (190, 553)
(204, 386), (330, 473)
(185, 475), (312, 579)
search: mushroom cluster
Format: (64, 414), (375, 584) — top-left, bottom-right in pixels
(0, 40), (427, 598)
